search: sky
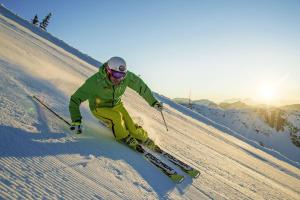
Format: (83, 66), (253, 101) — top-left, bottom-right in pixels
(1, 0), (300, 106)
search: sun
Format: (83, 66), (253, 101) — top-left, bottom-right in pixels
(259, 83), (278, 104)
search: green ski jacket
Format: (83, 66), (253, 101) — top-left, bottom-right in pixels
(69, 65), (158, 122)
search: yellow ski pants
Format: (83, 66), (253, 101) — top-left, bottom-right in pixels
(92, 103), (148, 142)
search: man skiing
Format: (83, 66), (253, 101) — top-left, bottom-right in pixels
(69, 56), (163, 150)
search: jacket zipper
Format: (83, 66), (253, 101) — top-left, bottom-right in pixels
(112, 85), (115, 107)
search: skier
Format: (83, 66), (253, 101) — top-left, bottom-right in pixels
(69, 56), (163, 150)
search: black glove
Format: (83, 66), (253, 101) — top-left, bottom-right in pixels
(70, 120), (82, 134)
(153, 102), (163, 111)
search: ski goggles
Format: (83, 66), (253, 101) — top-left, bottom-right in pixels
(107, 68), (126, 79)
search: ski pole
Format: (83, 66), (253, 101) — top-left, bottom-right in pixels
(160, 110), (169, 131)
(32, 95), (71, 126)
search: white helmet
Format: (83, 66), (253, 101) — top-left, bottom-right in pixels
(107, 57), (127, 73)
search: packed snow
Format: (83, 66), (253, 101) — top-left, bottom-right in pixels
(0, 5), (300, 200)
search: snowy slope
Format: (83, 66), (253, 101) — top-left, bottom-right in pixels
(1, 5), (300, 200)
(0, 5), (101, 68)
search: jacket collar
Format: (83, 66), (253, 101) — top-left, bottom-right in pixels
(99, 65), (113, 86)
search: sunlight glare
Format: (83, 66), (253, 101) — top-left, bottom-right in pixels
(259, 83), (277, 103)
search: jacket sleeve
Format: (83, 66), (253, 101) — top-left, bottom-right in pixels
(127, 72), (158, 106)
(69, 80), (91, 123)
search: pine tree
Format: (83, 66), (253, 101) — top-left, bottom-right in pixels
(40, 13), (52, 31)
(31, 15), (39, 26)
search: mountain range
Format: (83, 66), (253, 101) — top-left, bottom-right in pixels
(174, 98), (300, 162)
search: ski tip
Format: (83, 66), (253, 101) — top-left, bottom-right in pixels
(170, 174), (184, 184)
(186, 170), (200, 178)
(193, 171), (200, 178)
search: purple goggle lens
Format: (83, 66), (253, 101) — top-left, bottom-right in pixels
(111, 70), (126, 79)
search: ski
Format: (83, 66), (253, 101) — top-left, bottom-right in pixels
(126, 144), (184, 183)
(160, 149), (200, 178)
(142, 145), (200, 178)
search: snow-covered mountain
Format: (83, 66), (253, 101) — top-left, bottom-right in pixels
(173, 98), (218, 108)
(1, 5), (300, 200)
(175, 99), (300, 164)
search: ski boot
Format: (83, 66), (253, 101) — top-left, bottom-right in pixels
(122, 135), (144, 153)
(143, 138), (162, 153)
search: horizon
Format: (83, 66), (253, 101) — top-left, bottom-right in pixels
(1, 0), (300, 106)
(173, 97), (300, 107)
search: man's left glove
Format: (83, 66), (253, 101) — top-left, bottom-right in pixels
(153, 101), (163, 112)
(70, 120), (82, 134)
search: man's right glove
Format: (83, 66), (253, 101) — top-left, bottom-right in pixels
(153, 101), (163, 112)
(70, 120), (82, 134)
